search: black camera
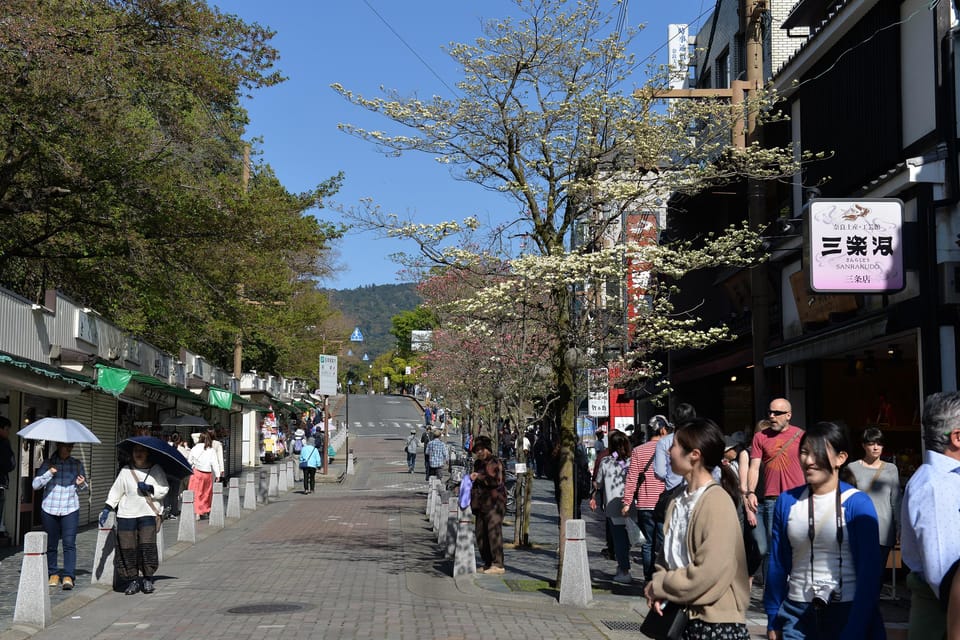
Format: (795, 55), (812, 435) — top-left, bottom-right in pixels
(811, 583), (839, 609)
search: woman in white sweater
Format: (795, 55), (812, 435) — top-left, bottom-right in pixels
(100, 444), (169, 595)
(188, 432), (221, 520)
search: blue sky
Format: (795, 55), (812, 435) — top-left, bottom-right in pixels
(213, 1), (711, 290)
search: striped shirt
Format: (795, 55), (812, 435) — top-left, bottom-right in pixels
(32, 456), (88, 516)
(623, 440), (664, 510)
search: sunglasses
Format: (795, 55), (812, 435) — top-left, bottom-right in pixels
(768, 410), (789, 416)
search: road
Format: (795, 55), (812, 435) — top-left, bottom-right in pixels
(2, 394), (635, 640)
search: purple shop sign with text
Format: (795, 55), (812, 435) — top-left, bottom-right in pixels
(809, 198), (905, 293)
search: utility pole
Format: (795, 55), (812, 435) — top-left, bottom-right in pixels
(234, 144), (251, 379)
(744, 0), (770, 421)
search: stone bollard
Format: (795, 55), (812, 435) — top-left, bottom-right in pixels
(277, 462), (288, 493)
(243, 473), (257, 510)
(558, 519), (592, 607)
(157, 517), (165, 563)
(177, 490), (197, 543)
(258, 469), (270, 504)
(439, 497), (457, 547)
(91, 511), (117, 587)
(14, 531), (51, 629)
(444, 500), (459, 558)
(453, 508), (477, 577)
(433, 492), (446, 535)
(209, 482), (225, 528)
(346, 450), (355, 475)
(427, 478), (440, 516)
(227, 477), (241, 518)
(286, 460), (295, 487)
(268, 466), (279, 497)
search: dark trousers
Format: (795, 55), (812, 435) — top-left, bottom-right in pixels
(406, 452), (416, 473)
(637, 509), (656, 580)
(116, 515), (159, 582)
(302, 467), (317, 492)
(476, 506), (505, 568)
(41, 509), (79, 579)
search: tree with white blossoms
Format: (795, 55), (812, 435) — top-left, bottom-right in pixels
(333, 0), (802, 582)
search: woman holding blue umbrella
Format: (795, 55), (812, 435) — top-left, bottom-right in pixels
(100, 442), (170, 595)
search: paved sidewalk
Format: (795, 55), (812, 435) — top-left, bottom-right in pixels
(0, 428), (912, 639)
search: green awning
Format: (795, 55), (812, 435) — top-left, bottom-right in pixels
(207, 387), (233, 410)
(0, 352), (98, 390)
(95, 364), (204, 406)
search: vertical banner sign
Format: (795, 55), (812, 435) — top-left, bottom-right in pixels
(318, 355), (338, 396)
(809, 199), (904, 293)
(587, 367), (609, 418)
(625, 210), (660, 335)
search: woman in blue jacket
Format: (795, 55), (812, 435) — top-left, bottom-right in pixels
(763, 421), (884, 640)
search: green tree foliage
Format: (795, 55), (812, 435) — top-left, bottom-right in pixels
(390, 306), (438, 357)
(0, 0), (343, 375)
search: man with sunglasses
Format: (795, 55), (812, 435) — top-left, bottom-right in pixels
(745, 398), (805, 577)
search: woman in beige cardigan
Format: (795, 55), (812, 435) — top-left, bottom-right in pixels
(644, 417), (751, 639)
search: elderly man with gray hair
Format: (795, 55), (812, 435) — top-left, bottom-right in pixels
(901, 391), (960, 640)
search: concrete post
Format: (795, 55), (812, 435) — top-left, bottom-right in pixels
(13, 531), (51, 629)
(156, 516), (165, 563)
(277, 462), (288, 493)
(444, 499), (459, 558)
(558, 519), (592, 607)
(258, 469), (270, 504)
(286, 460), (295, 487)
(243, 473), (257, 510)
(439, 497), (457, 547)
(177, 490), (197, 543)
(209, 482), (225, 528)
(90, 512), (116, 587)
(453, 508), (477, 577)
(346, 449), (355, 475)
(433, 492), (446, 535)
(227, 477), (241, 518)
(268, 466), (279, 497)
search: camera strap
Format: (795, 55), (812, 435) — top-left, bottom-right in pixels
(807, 485), (844, 599)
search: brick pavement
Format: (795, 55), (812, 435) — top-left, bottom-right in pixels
(0, 426), (912, 639)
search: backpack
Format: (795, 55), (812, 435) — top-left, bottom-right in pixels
(292, 437), (303, 454)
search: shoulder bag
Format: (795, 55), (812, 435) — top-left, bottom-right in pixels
(128, 467), (163, 529)
(639, 601), (688, 640)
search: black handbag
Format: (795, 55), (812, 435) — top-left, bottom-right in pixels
(639, 602), (689, 640)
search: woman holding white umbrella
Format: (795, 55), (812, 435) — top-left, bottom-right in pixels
(31, 442), (89, 590)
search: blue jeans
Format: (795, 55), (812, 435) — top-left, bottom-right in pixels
(753, 497), (777, 560)
(776, 597), (853, 640)
(637, 509), (656, 580)
(406, 452), (416, 473)
(610, 521), (630, 572)
(41, 509), (79, 579)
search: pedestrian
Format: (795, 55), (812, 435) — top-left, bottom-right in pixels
(744, 399), (805, 571)
(643, 418), (750, 639)
(99, 443), (169, 595)
(424, 429), (448, 483)
(848, 427), (900, 574)
(0, 417), (15, 532)
(763, 421), (884, 640)
(163, 433), (184, 520)
(590, 429), (633, 583)
(420, 427), (432, 479)
(404, 429), (418, 474)
(470, 435), (506, 575)
(622, 417), (666, 583)
(187, 432), (220, 520)
(900, 391), (960, 639)
(299, 437), (321, 494)
(32, 442), (88, 590)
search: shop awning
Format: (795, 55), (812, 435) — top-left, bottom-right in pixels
(207, 387), (233, 410)
(763, 315), (889, 368)
(0, 351), (98, 397)
(95, 364), (205, 407)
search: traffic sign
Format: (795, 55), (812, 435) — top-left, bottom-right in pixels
(350, 327), (364, 342)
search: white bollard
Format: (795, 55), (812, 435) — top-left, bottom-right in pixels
(227, 477), (241, 518)
(14, 531), (51, 628)
(439, 497), (457, 547)
(287, 460), (295, 486)
(91, 512), (117, 587)
(444, 500), (459, 558)
(177, 490), (197, 543)
(346, 450), (355, 475)
(453, 508), (477, 577)
(268, 466), (279, 497)
(156, 517), (164, 563)
(243, 473), (257, 510)
(277, 462), (288, 493)
(209, 482), (225, 528)
(558, 519), (593, 607)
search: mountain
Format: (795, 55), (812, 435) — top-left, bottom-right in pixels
(323, 283), (421, 363)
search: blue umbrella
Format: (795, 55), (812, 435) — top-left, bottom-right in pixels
(117, 436), (193, 480)
(17, 417), (101, 444)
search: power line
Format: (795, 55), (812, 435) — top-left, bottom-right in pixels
(360, 0), (460, 97)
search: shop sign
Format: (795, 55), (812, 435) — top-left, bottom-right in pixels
(809, 199), (904, 293)
(587, 367), (609, 418)
(318, 354), (338, 396)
